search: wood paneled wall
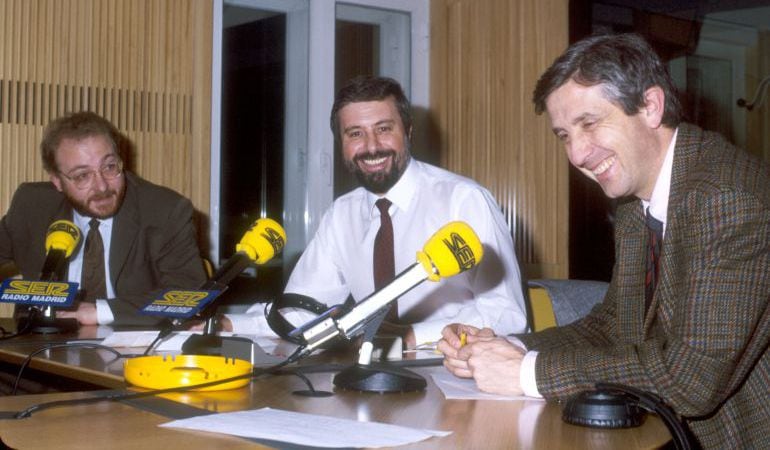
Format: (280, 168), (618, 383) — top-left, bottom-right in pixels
(0, 0), (212, 219)
(430, 0), (569, 279)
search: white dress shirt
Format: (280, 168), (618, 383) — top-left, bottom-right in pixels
(227, 159), (528, 344)
(517, 128), (679, 398)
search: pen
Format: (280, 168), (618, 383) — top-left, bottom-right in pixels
(459, 332), (467, 347)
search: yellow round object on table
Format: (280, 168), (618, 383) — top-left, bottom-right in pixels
(124, 354), (253, 391)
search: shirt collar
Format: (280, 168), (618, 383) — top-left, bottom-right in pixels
(73, 211), (114, 238)
(367, 157), (417, 217)
(641, 127), (678, 234)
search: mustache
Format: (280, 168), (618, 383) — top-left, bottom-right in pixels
(353, 150), (395, 163)
(89, 190), (117, 201)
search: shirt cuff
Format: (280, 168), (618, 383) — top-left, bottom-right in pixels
(225, 311), (271, 335)
(95, 299), (115, 325)
(520, 350), (543, 398)
(410, 319), (446, 348)
(506, 335), (527, 351)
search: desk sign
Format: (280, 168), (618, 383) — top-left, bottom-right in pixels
(141, 289), (221, 318)
(0, 279), (79, 307)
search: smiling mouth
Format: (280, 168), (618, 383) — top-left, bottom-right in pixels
(355, 151), (393, 172)
(361, 155), (388, 166)
(592, 156), (616, 177)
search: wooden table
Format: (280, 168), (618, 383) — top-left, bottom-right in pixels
(0, 324), (125, 388)
(0, 326), (672, 449)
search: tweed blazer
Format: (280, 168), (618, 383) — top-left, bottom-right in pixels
(0, 172), (207, 326)
(517, 123), (770, 449)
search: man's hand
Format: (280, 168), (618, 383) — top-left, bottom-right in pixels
(438, 323), (495, 377)
(56, 302), (97, 325)
(459, 337), (525, 396)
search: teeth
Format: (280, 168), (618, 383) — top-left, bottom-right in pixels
(362, 156), (387, 166)
(592, 156), (615, 176)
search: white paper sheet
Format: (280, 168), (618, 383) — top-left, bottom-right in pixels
(430, 370), (544, 401)
(160, 407), (451, 448)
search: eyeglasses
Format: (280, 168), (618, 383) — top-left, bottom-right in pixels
(59, 160), (124, 190)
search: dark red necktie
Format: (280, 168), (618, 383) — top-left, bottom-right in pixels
(644, 209), (663, 312)
(373, 198), (397, 322)
(81, 218), (107, 302)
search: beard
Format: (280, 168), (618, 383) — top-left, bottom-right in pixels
(345, 148), (411, 194)
(65, 184), (126, 219)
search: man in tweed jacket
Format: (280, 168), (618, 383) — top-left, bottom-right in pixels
(439, 33), (770, 449)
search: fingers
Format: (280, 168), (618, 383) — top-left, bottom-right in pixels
(441, 323), (486, 350)
(437, 338), (459, 359)
(476, 327), (496, 338)
(442, 355), (473, 378)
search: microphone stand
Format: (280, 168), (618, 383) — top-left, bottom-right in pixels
(16, 254), (79, 334)
(332, 305), (427, 393)
(180, 254), (254, 357)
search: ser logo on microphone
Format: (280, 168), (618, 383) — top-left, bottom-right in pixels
(0, 279), (78, 306)
(141, 289), (220, 318)
(262, 226), (285, 254)
(48, 220), (80, 240)
(443, 232), (476, 271)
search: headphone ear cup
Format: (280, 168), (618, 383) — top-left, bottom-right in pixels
(562, 389), (646, 428)
(265, 294), (353, 346)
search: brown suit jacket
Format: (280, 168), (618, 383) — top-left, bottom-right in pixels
(0, 172), (207, 326)
(518, 123), (770, 449)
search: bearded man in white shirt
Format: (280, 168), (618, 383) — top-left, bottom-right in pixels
(222, 76), (527, 349)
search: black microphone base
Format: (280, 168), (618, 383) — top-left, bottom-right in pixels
(181, 333), (226, 356)
(16, 315), (79, 334)
(181, 333), (256, 361)
(333, 362), (427, 393)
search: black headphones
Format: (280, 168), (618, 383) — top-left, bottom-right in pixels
(562, 383), (700, 450)
(265, 293), (354, 345)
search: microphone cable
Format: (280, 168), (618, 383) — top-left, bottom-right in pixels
(596, 382), (700, 450)
(10, 342), (142, 396)
(0, 308), (37, 341)
(142, 321), (175, 356)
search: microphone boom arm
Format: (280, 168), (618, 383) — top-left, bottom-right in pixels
(297, 263), (431, 351)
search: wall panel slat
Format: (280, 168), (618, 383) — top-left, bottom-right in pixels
(431, 0), (569, 278)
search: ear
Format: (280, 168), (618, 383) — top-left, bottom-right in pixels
(49, 172), (64, 192)
(641, 86), (665, 128)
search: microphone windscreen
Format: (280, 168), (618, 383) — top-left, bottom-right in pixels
(417, 221), (483, 281)
(235, 218), (287, 264)
(45, 220), (81, 257)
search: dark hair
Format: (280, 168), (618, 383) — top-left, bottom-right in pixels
(532, 33), (682, 127)
(329, 76), (413, 142)
(40, 111), (121, 173)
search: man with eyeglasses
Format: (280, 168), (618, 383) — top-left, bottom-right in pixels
(0, 111), (207, 326)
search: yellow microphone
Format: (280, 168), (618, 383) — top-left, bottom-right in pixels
(40, 220), (82, 280)
(45, 220), (81, 258)
(180, 218), (287, 355)
(296, 221), (483, 351)
(235, 218), (287, 264)
(417, 221), (484, 281)
(201, 218), (287, 291)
